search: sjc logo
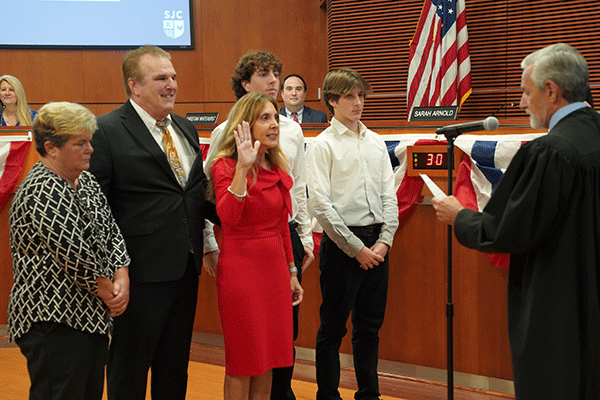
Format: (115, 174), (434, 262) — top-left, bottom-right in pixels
(163, 11), (184, 39)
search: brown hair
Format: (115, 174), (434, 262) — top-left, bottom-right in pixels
(322, 68), (372, 115)
(122, 45), (171, 97)
(230, 51), (283, 100)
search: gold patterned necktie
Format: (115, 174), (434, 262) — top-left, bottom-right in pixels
(156, 119), (187, 187)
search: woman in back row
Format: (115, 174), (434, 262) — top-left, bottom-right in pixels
(0, 75), (37, 126)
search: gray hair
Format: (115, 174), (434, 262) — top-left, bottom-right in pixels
(521, 43), (588, 103)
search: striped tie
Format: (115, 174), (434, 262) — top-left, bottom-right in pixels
(157, 119), (186, 187)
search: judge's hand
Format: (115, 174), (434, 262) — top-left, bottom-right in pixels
(355, 246), (385, 270)
(234, 121), (259, 169)
(431, 196), (464, 225)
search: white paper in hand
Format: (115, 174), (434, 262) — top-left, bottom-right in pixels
(419, 174), (447, 199)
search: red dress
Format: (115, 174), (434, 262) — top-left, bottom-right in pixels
(212, 157), (295, 376)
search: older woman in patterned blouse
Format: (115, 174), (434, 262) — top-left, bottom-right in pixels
(7, 102), (131, 400)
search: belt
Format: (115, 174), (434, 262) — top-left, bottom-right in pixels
(348, 224), (381, 238)
(289, 220), (299, 231)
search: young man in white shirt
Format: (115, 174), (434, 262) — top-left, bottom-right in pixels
(204, 50), (314, 400)
(306, 68), (398, 400)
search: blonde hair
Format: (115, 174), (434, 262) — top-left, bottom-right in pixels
(33, 102), (98, 157)
(0, 75), (34, 126)
(208, 92), (288, 197)
(122, 45), (171, 97)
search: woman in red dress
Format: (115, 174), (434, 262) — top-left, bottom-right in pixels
(210, 92), (304, 400)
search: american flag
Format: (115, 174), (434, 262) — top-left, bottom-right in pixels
(407, 0), (472, 119)
(392, 133), (546, 268)
(0, 135), (31, 211)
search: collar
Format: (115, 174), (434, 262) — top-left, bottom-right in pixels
(129, 99), (172, 133)
(548, 102), (586, 132)
(330, 117), (367, 138)
(286, 107), (304, 119)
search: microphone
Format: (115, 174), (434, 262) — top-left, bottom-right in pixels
(436, 116), (499, 137)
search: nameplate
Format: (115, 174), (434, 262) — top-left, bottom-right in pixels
(409, 106), (458, 121)
(186, 112), (219, 125)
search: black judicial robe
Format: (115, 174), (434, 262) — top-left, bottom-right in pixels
(454, 107), (600, 399)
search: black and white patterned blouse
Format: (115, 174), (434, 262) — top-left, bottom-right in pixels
(8, 162), (130, 342)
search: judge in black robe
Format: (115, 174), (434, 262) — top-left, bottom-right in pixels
(433, 43), (600, 399)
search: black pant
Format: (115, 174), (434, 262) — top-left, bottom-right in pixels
(16, 322), (109, 400)
(107, 256), (199, 400)
(315, 228), (389, 400)
(270, 222), (306, 400)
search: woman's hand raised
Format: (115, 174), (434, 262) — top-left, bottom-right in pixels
(234, 121), (260, 169)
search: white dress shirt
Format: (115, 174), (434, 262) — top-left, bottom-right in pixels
(205, 114), (313, 250)
(130, 99), (196, 178)
(306, 117), (398, 257)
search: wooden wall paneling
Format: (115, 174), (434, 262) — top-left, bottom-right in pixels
(195, 0), (329, 123)
(0, 0), (329, 122)
(452, 238), (512, 379)
(2, 50), (87, 107)
(381, 205), (449, 368)
(327, 0), (600, 122)
(80, 51), (131, 105)
(457, 0), (600, 119)
(327, 0), (420, 121)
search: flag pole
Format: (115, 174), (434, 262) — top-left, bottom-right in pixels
(444, 132), (459, 400)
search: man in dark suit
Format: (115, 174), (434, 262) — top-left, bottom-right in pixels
(89, 45), (219, 400)
(280, 73), (328, 123)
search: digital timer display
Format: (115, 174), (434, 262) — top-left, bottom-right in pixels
(406, 144), (461, 177)
(413, 152), (449, 169)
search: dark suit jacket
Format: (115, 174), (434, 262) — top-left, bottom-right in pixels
(89, 101), (218, 283)
(280, 106), (328, 123)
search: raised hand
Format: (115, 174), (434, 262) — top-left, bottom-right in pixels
(234, 121), (260, 169)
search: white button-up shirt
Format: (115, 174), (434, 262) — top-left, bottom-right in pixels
(306, 117), (398, 257)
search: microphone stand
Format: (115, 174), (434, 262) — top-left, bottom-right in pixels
(439, 126), (462, 400)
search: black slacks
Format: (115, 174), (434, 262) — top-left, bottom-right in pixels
(16, 321), (109, 400)
(107, 255), (199, 400)
(271, 222), (306, 400)
(315, 227), (389, 400)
